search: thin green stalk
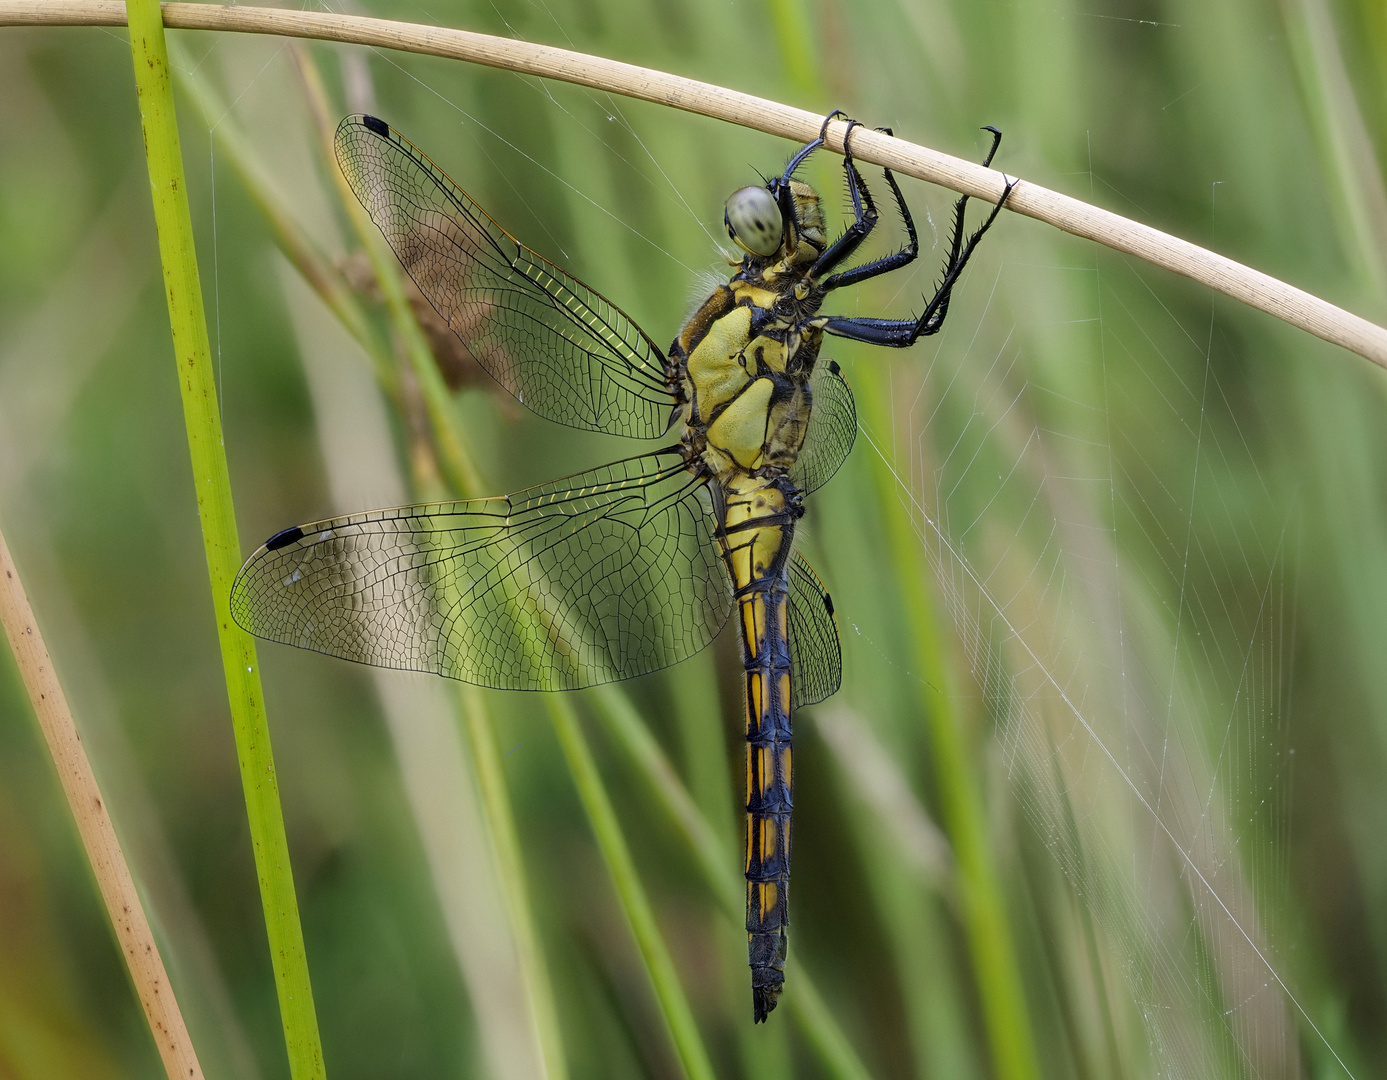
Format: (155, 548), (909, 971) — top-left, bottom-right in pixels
(669, 655), (737, 850)
(841, 798), (979, 1080)
(592, 684), (740, 901)
(295, 47), (483, 499)
(458, 685), (569, 1080)
(783, 974), (873, 1080)
(288, 52), (572, 1074)
(589, 684), (875, 1080)
(123, 4), (325, 1078)
(548, 695), (717, 1080)
(857, 365), (1039, 1080)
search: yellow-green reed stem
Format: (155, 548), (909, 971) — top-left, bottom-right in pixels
(123, 4), (325, 1078)
(458, 685), (570, 1080)
(170, 51), (401, 404)
(669, 656), (737, 848)
(294, 53), (574, 1074)
(295, 48), (483, 499)
(303, 86), (710, 1069)
(856, 365), (1039, 1080)
(785, 973), (873, 1080)
(861, 826), (978, 1079)
(548, 695), (717, 1080)
(589, 684), (875, 1080)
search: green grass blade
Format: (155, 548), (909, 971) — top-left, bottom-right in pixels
(856, 364), (1040, 1080)
(1279, 0), (1387, 297)
(764, 0), (819, 101)
(781, 973), (872, 1080)
(288, 52), (572, 1075)
(591, 684), (741, 903)
(295, 51), (483, 499)
(459, 685), (570, 1080)
(548, 694), (718, 1080)
(123, 4), (325, 1077)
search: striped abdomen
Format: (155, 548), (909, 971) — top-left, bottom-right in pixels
(718, 473), (798, 1022)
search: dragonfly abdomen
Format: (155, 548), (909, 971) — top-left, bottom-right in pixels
(741, 575), (794, 1023)
(718, 473), (799, 1022)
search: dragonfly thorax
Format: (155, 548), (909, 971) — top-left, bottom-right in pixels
(673, 277), (824, 483)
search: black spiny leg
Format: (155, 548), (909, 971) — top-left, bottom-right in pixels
(821, 127), (1015, 347)
(819, 126), (924, 290)
(807, 120), (885, 279)
(772, 110), (850, 245)
(820, 125), (1003, 293)
(780, 109), (848, 186)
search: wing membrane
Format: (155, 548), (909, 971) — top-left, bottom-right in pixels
(788, 553), (841, 708)
(231, 450), (731, 690)
(790, 360), (856, 495)
(335, 114), (677, 438)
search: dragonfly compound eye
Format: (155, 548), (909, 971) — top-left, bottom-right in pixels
(725, 186), (783, 257)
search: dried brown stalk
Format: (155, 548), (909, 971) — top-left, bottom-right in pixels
(0, 526), (204, 1080)
(4, 0), (1387, 367)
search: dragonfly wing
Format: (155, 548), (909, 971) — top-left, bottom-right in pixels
(788, 552), (841, 708)
(335, 114), (678, 439)
(231, 450), (732, 690)
(790, 360), (856, 496)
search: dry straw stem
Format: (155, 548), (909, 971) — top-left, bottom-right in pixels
(0, 527), (205, 1080)
(6, 1), (1387, 369)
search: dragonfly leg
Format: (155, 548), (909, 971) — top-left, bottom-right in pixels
(823, 125), (1007, 294)
(820, 162), (1015, 344)
(809, 120), (889, 280)
(769, 110), (853, 254)
(778, 108), (849, 187)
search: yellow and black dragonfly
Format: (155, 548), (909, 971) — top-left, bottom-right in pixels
(232, 112), (1012, 1022)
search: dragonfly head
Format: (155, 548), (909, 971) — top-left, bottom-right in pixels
(726, 178), (826, 266)
(725, 185), (783, 257)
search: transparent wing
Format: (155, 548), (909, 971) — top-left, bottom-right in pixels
(335, 114), (678, 438)
(231, 450), (732, 690)
(788, 553), (841, 708)
(790, 360), (857, 495)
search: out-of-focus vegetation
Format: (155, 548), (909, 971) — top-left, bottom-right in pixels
(2, 0), (1387, 1077)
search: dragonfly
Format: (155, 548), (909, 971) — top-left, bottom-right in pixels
(231, 111), (1013, 1022)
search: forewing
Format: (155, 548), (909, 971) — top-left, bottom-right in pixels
(788, 552), (841, 708)
(335, 114), (678, 438)
(231, 450), (732, 690)
(790, 360), (857, 495)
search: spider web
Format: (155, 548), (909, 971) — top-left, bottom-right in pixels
(854, 232), (1315, 1077)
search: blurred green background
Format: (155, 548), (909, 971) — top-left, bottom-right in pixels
(3, 0), (1387, 1077)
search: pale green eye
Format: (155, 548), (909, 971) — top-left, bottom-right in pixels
(725, 186), (783, 257)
